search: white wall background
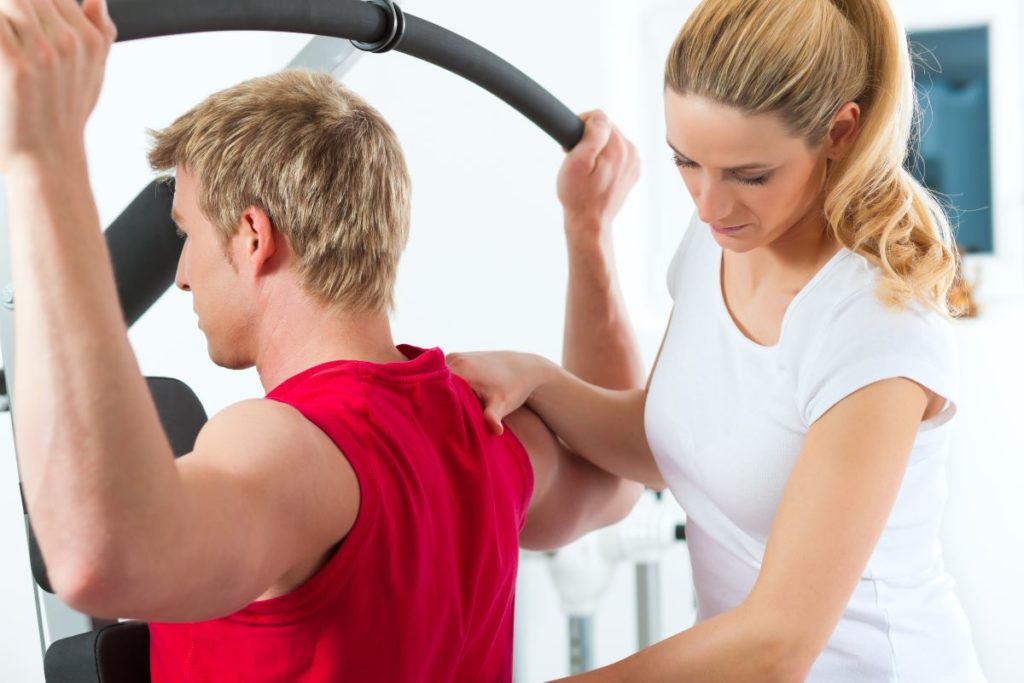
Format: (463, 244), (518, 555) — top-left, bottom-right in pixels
(1, 0), (1022, 680)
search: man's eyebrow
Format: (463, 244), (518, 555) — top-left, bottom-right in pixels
(666, 139), (774, 172)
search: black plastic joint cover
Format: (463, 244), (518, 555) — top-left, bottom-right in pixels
(351, 0), (405, 53)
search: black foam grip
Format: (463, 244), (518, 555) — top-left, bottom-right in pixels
(111, 0), (384, 44)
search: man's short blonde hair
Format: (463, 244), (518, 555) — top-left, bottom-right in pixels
(149, 70), (411, 313)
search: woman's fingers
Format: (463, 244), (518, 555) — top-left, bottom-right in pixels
(483, 407), (505, 437)
(446, 351), (524, 435)
(566, 111), (613, 176)
(595, 124), (627, 177)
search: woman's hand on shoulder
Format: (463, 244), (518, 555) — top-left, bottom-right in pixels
(446, 351), (556, 436)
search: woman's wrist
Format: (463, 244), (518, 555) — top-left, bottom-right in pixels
(564, 211), (614, 248)
(524, 354), (564, 408)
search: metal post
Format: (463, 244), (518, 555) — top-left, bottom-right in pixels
(636, 562), (661, 649)
(568, 615), (594, 674)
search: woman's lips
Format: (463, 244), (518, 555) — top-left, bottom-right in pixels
(711, 223), (749, 236)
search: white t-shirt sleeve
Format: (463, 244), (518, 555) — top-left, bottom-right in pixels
(796, 288), (959, 427)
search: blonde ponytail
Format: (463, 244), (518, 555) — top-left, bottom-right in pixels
(666, 0), (960, 314)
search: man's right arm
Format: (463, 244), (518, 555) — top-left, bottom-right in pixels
(49, 399), (357, 623)
(507, 407), (643, 552)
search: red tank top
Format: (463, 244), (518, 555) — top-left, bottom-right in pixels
(149, 346), (533, 682)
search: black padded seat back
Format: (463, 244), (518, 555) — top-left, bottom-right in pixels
(30, 377), (207, 593)
(39, 377), (207, 683)
(146, 376), (209, 459)
(44, 622), (150, 683)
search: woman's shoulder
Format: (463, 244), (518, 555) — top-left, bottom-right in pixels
(786, 251), (959, 424)
(790, 248), (952, 344)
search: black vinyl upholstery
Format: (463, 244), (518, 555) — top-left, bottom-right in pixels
(44, 622), (150, 683)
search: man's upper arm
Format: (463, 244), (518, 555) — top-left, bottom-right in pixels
(744, 377), (930, 676)
(100, 399), (357, 622)
(508, 407), (641, 551)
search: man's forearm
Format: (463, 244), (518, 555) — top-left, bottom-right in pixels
(563, 222), (644, 391)
(8, 154), (183, 599)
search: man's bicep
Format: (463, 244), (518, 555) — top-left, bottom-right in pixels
(509, 407), (638, 551)
(130, 400), (356, 621)
(506, 407), (560, 549)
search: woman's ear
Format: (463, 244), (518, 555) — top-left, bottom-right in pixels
(826, 101), (861, 161)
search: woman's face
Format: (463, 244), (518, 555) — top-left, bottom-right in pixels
(664, 90), (833, 252)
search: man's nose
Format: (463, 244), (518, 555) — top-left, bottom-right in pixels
(174, 252), (190, 292)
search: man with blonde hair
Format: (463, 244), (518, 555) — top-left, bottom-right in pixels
(5, 1), (639, 681)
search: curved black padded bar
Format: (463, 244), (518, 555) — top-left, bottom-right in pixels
(399, 15), (584, 148)
(103, 0), (584, 327)
(351, 0), (406, 53)
(109, 0), (585, 149)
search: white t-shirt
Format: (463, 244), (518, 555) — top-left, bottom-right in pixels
(644, 215), (987, 682)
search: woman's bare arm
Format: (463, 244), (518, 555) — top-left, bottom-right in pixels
(553, 377), (932, 682)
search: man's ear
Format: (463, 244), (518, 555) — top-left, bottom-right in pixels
(826, 101), (861, 161)
(239, 207), (278, 276)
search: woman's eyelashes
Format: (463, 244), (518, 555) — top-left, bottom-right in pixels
(738, 173), (771, 186)
(671, 154), (772, 186)
(671, 153), (696, 169)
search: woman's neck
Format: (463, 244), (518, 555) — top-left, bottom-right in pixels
(732, 203), (840, 293)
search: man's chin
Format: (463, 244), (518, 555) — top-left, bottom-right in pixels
(207, 346), (253, 371)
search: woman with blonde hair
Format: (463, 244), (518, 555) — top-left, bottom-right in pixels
(449, 0), (987, 680)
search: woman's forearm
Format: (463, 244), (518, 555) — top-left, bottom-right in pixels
(527, 357), (663, 488)
(553, 604), (800, 683)
(562, 227), (645, 391)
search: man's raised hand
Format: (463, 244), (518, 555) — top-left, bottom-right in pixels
(0, 0), (115, 172)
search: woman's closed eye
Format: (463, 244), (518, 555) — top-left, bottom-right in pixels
(671, 154), (772, 186)
(736, 172), (771, 186)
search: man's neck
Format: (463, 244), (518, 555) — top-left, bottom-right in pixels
(252, 296), (407, 393)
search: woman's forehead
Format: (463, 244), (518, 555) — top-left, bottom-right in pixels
(664, 90), (804, 166)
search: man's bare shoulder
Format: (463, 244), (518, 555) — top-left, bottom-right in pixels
(183, 398), (358, 515)
(191, 398), (331, 458)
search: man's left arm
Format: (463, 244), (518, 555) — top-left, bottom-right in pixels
(507, 407), (643, 552)
(0, 0), (189, 600)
